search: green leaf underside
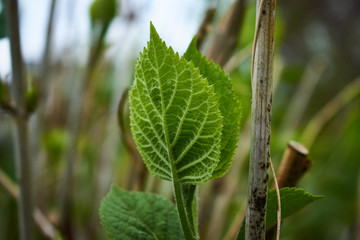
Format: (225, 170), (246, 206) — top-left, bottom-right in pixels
(183, 38), (241, 179)
(130, 23), (223, 184)
(237, 188), (323, 240)
(100, 186), (184, 240)
(266, 187), (323, 229)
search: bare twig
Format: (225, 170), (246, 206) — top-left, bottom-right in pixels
(206, 0), (247, 67)
(246, 0), (276, 239)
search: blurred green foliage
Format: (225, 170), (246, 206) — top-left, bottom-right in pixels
(0, 0), (6, 39)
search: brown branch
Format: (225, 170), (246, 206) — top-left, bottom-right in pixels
(206, 0), (247, 67)
(196, 8), (216, 50)
(276, 141), (311, 188)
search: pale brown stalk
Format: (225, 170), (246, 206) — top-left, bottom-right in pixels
(246, 0), (276, 239)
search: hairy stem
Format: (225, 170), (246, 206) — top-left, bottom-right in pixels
(181, 184), (198, 237)
(171, 163), (197, 240)
(246, 0), (276, 239)
(6, 0), (34, 239)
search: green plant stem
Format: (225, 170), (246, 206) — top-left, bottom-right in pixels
(181, 184), (198, 237)
(171, 170), (197, 240)
(6, 0), (34, 239)
(163, 112), (196, 239)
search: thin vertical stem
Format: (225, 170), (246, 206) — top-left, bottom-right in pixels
(5, 0), (34, 239)
(246, 0), (276, 239)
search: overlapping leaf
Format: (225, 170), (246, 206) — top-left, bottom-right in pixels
(100, 186), (184, 240)
(184, 38), (242, 179)
(130, 23), (223, 184)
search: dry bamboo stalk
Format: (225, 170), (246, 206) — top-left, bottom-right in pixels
(246, 0), (276, 239)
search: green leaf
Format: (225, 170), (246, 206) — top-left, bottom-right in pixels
(129, 22), (223, 184)
(266, 187), (323, 229)
(237, 188), (323, 240)
(100, 186), (184, 240)
(183, 38), (242, 179)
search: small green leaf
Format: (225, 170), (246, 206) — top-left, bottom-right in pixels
(130, 23), (223, 184)
(183, 38), (242, 179)
(237, 188), (323, 240)
(100, 186), (184, 240)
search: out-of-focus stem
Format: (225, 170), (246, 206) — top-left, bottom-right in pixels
(206, 0), (247, 67)
(58, 21), (110, 237)
(40, 0), (57, 100)
(6, 0), (34, 239)
(117, 88), (146, 190)
(0, 169), (58, 239)
(246, 0), (276, 239)
(301, 76), (360, 149)
(196, 8), (216, 50)
(281, 57), (326, 135)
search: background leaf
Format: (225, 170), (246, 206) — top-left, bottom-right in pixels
(99, 186), (184, 240)
(237, 188), (323, 240)
(183, 38), (242, 179)
(130, 23), (223, 184)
